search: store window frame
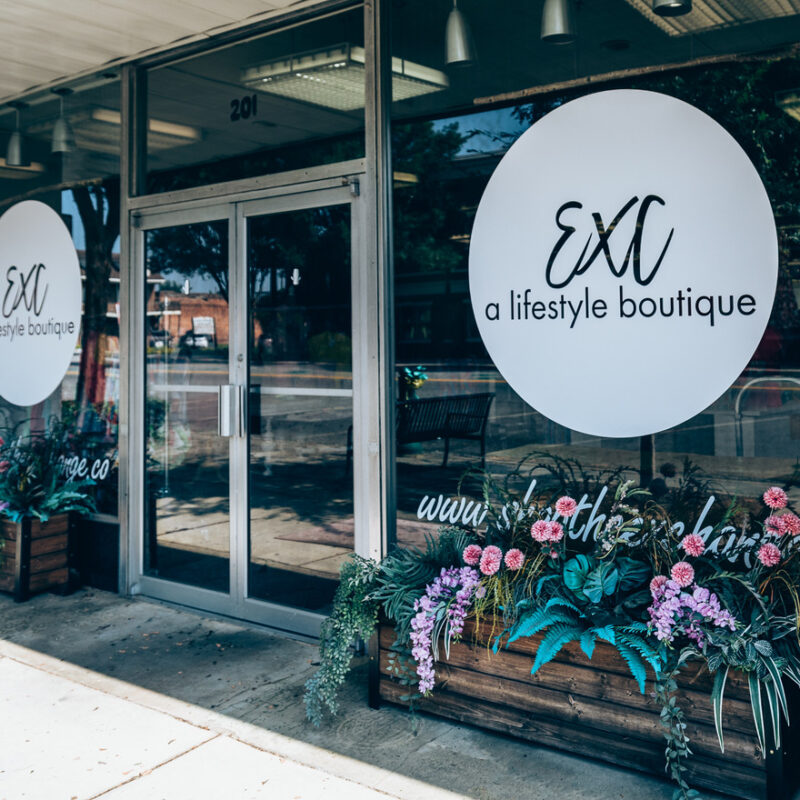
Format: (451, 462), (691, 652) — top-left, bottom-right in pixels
(117, 0), (397, 626)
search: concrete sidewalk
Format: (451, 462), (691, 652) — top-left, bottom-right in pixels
(0, 589), (720, 800)
(0, 641), (460, 800)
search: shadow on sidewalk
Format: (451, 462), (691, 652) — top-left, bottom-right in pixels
(0, 588), (688, 800)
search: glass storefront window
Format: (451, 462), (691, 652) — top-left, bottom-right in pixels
(145, 7), (366, 194)
(0, 78), (121, 518)
(391, 2), (800, 542)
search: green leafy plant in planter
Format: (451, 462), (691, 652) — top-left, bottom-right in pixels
(0, 422), (96, 522)
(305, 462), (800, 800)
(0, 421), (96, 601)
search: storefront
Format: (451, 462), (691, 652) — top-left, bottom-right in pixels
(1, 0), (799, 641)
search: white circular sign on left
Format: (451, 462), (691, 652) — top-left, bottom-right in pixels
(0, 200), (82, 406)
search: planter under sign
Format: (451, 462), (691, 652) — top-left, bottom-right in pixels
(0, 513), (71, 602)
(377, 620), (799, 800)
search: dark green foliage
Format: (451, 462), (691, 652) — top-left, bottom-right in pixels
(304, 556), (380, 726)
(0, 421), (96, 522)
(371, 527), (476, 643)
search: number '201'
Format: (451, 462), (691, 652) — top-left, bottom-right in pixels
(230, 94), (258, 122)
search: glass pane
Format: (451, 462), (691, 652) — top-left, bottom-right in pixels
(144, 219), (230, 592)
(247, 205), (352, 612)
(390, 26), (800, 542)
(146, 8), (365, 194)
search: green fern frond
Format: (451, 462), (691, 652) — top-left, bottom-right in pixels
(531, 623), (584, 675)
(618, 633), (663, 675)
(615, 642), (648, 694)
(579, 629), (596, 660)
(507, 608), (579, 645)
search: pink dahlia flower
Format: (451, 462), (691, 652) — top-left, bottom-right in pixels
(504, 548), (525, 571)
(531, 520), (550, 542)
(462, 544), (482, 566)
(757, 542), (781, 567)
(671, 561), (695, 588)
(649, 575), (668, 596)
(555, 496), (578, 518)
(680, 534), (705, 558)
(479, 545), (503, 576)
(549, 550), (559, 560)
(546, 521), (565, 543)
(763, 486), (788, 510)
(766, 515), (787, 536)
(782, 513), (800, 536)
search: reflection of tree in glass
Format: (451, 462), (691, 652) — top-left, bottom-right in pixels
(72, 179), (119, 413)
(249, 207), (351, 363)
(147, 221), (228, 299)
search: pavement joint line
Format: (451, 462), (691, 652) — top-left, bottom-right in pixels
(85, 733), (223, 800)
(0, 639), (465, 800)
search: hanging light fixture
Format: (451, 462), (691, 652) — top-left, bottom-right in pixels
(652, 0), (692, 15)
(6, 102), (29, 168)
(445, 0), (477, 67)
(541, 0), (576, 44)
(51, 88), (75, 154)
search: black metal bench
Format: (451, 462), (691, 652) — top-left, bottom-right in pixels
(346, 392), (494, 470)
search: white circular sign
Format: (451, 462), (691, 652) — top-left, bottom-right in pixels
(469, 90), (778, 438)
(0, 200), (82, 407)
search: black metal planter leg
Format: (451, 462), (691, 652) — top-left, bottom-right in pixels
(14, 518), (31, 603)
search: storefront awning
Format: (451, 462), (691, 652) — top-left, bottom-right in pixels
(0, 0), (331, 102)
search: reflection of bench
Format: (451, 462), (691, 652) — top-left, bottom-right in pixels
(346, 392), (494, 470)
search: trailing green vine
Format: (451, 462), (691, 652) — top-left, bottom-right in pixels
(304, 555), (380, 726)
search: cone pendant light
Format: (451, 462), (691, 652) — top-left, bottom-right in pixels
(445, 0), (477, 67)
(541, 0), (576, 44)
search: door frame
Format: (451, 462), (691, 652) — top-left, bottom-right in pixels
(125, 160), (372, 637)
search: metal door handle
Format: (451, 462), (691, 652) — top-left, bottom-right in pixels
(238, 385), (246, 437)
(218, 384), (236, 437)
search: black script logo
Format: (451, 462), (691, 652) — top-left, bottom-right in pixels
(2, 263), (48, 318)
(545, 195), (675, 289)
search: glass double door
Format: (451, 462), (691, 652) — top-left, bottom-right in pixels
(137, 183), (359, 634)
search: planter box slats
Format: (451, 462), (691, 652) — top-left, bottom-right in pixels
(378, 643), (756, 742)
(0, 515), (71, 601)
(457, 618), (751, 701)
(378, 622), (786, 800)
(379, 678), (767, 800)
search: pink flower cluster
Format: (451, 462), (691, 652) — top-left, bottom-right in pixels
(679, 534), (705, 558)
(531, 520), (564, 543)
(763, 486), (788, 510)
(462, 544), (525, 576)
(757, 542), (781, 568)
(555, 496), (578, 518)
(765, 512), (800, 537)
(671, 561), (695, 588)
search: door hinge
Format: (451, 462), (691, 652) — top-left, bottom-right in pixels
(346, 177), (360, 197)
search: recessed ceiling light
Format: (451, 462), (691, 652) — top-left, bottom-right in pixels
(242, 44), (449, 112)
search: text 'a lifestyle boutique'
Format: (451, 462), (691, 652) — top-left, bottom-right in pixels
(2, 0), (800, 793)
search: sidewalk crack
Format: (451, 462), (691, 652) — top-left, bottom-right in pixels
(85, 732), (221, 799)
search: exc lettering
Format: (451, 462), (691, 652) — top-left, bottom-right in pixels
(545, 196), (675, 289)
(2, 263), (48, 318)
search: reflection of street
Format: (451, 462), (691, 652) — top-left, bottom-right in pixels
(143, 354), (800, 598)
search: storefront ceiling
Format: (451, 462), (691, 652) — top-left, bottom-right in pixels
(0, 0), (333, 103)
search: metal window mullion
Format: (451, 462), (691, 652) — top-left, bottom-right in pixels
(119, 64), (147, 594)
(362, 0), (395, 561)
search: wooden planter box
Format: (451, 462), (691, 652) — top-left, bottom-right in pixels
(0, 513), (71, 602)
(376, 620), (800, 800)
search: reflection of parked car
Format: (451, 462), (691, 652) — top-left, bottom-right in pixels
(180, 331), (211, 349)
(148, 330), (171, 348)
